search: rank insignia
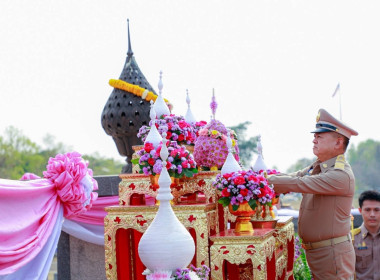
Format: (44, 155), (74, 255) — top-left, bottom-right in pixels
(358, 241), (368, 250)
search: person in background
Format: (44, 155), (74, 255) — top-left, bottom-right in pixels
(352, 190), (380, 280)
(268, 108), (358, 280)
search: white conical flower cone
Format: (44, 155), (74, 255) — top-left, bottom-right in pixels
(145, 101), (162, 148)
(221, 132), (241, 175)
(153, 71), (170, 118)
(185, 89), (196, 124)
(252, 155), (268, 172)
(252, 135), (268, 171)
(138, 134), (195, 272)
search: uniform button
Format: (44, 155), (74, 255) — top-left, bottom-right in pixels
(322, 164), (327, 168)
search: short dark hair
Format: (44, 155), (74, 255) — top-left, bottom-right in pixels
(331, 132), (350, 152)
(359, 190), (380, 208)
(342, 136), (350, 152)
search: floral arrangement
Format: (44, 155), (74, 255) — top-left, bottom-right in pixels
(138, 114), (200, 145)
(109, 79), (173, 110)
(132, 141), (198, 178)
(143, 265), (210, 280)
(258, 168), (282, 198)
(193, 120), (207, 136)
(193, 119), (239, 169)
(293, 234), (313, 280)
(213, 169), (275, 211)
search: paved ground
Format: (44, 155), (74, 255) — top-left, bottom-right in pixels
(48, 256), (57, 280)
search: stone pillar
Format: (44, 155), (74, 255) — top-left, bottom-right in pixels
(57, 175), (120, 280)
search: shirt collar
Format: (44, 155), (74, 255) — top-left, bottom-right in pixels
(317, 156), (338, 172)
(360, 223), (380, 238)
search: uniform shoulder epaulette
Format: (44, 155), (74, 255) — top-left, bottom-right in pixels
(352, 227), (361, 236)
(334, 155), (346, 170)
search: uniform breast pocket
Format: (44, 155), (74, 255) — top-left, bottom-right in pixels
(356, 250), (372, 269)
(305, 194), (321, 210)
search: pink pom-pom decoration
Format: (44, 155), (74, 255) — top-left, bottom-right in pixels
(193, 120), (239, 169)
(43, 152), (98, 218)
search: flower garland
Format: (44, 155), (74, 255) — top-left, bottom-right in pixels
(109, 79), (172, 107)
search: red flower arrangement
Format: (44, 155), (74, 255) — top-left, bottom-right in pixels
(137, 115), (205, 145)
(213, 169), (276, 211)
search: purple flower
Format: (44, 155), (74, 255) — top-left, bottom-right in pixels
(153, 161), (163, 174)
(177, 165), (183, 174)
(142, 167), (150, 175)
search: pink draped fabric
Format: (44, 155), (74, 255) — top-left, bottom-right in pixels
(0, 152), (98, 275)
(0, 179), (60, 274)
(70, 196), (119, 225)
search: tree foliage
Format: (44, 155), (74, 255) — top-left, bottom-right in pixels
(0, 126), (123, 179)
(348, 139), (380, 194)
(286, 157), (315, 173)
(228, 121), (259, 168)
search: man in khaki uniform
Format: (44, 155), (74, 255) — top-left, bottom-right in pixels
(352, 190), (380, 280)
(268, 108), (358, 280)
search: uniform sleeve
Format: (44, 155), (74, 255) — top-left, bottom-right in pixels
(267, 168), (352, 196)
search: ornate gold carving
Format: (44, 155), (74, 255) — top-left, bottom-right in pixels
(119, 171), (218, 206)
(171, 173), (217, 204)
(275, 218), (295, 248)
(118, 176), (155, 206)
(210, 230), (276, 280)
(275, 254), (287, 280)
(108, 171), (295, 279)
(104, 204), (216, 280)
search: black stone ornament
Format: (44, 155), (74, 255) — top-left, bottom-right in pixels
(101, 20), (156, 173)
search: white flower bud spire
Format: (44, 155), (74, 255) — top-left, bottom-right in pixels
(138, 133), (195, 272)
(184, 89), (196, 124)
(145, 100), (162, 148)
(157, 133), (173, 202)
(252, 135), (268, 171)
(153, 70), (170, 118)
(221, 130), (241, 175)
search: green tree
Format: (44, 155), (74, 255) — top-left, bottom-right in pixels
(0, 126), (46, 179)
(83, 153), (124, 175)
(287, 157), (315, 173)
(0, 126), (124, 179)
(347, 139), (380, 194)
(228, 121), (259, 168)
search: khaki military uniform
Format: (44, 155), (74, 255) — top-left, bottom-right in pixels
(353, 224), (380, 280)
(268, 154), (356, 280)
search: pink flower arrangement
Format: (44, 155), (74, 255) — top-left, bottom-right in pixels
(143, 265), (210, 280)
(138, 114), (205, 145)
(257, 168), (281, 197)
(132, 141), (198, 178)
(213, 169), (275, 211)
(145, 270), (172, 280)
(193, 120), (207, 136)
(193, 120), (239, 169)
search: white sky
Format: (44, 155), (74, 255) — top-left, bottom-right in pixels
(0, 0), (379, 172)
